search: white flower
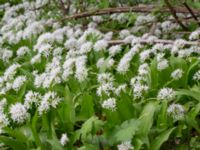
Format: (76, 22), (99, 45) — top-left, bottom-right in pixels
(10, 103), (29, 124)
(12, 76), (26, 91)
(109, 45), (121, 56)
(167, 103), (184, 120)
(189, 30), (200, 40)
(117, 141), (134, 150)
(64, 38), (78, 49)
(157, 59), (169, 71)
(38, 92), (61, 115)
(60, 133), (69, 146)
(193, 70), (200, 81)
(4, 63), (21, 81)
(119, 29), (130, 39)
(92, 16), (103, 23)
(0, 49), (13, 62)
(97, 58), (105, 68)
(117, 44), (141, 74)
(102, 98), (116, 111)
(138, 63), (149, 76)
(140, 50), (151, 62)
(79, 42), (92, 54)
(75, 56), (88, 82)
(31, 54), (41, 64)
(17, 46), (29, 57)
(97, 73), (114, 84)
(24, 91), (41, 109)
(174, 39), (186, 48)
(115, 84), (127, 96)
(132, 83), (148, 99)
(94, 40), (108, 51)
(157, 88), (175, 101)
(171, 69), (183, 80)
(53, 47), (63, 56)
(97, 83), (115, 96)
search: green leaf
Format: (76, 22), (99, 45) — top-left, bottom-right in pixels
(111, 119), (140, 143)
(176, 89), (200, 102)
(31, 111), (43, 150)
(150, 128), (175, 150)
(60, 84), (76, 131)
(4, 127), (27, 144)
(0, 136), (27, 150)
(74, 116), (104, 142)
(138, 102), (157, 136)
(79, 93), (94, 120)
(138, 102), (157, 147)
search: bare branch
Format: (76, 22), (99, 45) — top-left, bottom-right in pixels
(164, 0), (188, 30)
(108, 39), (200, 46)
(183, 2), (200, 26)
(60, 5), (200, 21)
(58, 0), (68, 15)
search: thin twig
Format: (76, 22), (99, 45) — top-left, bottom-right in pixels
(58, 0), (68, 15)
(164, 0), (188, 30)
(60, 5), (200, 21)
(108, 39), (200, 46)
(183, 2), (200, 26)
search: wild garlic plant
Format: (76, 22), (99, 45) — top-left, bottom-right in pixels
(0, 0), (200, 150)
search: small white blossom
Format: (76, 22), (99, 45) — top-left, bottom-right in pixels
(171, 69), (183, 80)
(117, 141), (134, 150)
(98, 73), (114, 84)
(24, 91), (41, 109)
(97, 83), (115, 96)
(109, 45), (122, 56)
(157, 59), (169, 71)
(12, 76), (26, 91)
(167, 103), (185, 120)
(60, 133), (69, 146)
(115, 84), (127, 96)
(193, 70), (200, 81)
(94, 40), (108, 51)
(10, 103), (29, 124)
(157, 88), (175, 101)
(138, 63), (149, 75)
(17, 46), (29, 57)
(38, 92), (61, 115)
(102, 98), (116, 111)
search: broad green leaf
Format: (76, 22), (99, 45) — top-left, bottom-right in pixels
(150, 128), (175, 150)
(176, 89), (200, 102)
(138, 102), (157, 147)
(31, 111), (43, 150)
(138, 102), (157, 136)
(79, 93), (94, 119)
(0, 136), (27, 150)
(111, 119), (140, 143)
(74, 116), (104, 141)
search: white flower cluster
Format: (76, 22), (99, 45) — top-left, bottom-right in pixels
(38, 91), (62, 115)
(0, 63), (24, 94)
(167, 103), (185, 120)
(97, 70), (116, 92)
(117, 44), (142, 74)
(130, 76), (148, 99)
(157, 88), (175, 101)
(171, 69), (183, 80)
(60, 133), (69, 146)
(9, 103), (29, 124)
(193, 70), (200, 81)
(34, 57), (62, 88)
(117, 141), (134, 150)
(102, 98), (116, 111)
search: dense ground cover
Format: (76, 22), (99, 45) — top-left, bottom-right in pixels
(0, 0), (200, 149)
